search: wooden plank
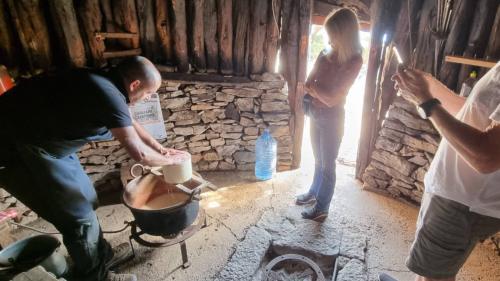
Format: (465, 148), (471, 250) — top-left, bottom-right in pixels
(264, 0), (282, 73)
(75, 0), (106, 67)
(100, 0), (115, 32)
(484, 5), (500, 61)
(438, 0), (477, 90)
(6, 0), (52, 71)
(204, 0), (218, 73)
(171, 0), (189, 72)
(217, 0), (233, 74)
(0, 0), (18, 67)
(103, 48), (142, 59)
(232, 0), (250, 76)
(112, 0), (141, 49)
(49, 0), (87, 67)
(95, 32), (139, 39)
(248, 0), (268, 74)
(445, 56), (497, 69)
(280, 0), (299, 107)
(190, 0), (207, 72)
(159, 72), (252, 85)
(413, 0), (437, 72)
(137, 0), (161, 61)
(155, 0), (174, 62)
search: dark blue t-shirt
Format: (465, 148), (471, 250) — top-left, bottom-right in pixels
(0, 68), (132, 142)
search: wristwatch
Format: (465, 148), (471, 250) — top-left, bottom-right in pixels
(417, 98), (441, 119)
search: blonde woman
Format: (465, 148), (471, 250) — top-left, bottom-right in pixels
(296, 8), (363, 221)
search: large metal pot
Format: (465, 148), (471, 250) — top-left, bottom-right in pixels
(122, 168), (202, 236)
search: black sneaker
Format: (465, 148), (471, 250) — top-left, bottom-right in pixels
(301, 205), (328, 222)
(378, 273), (399, 281)
(295, 193), (316, 205)
(106, 243), (135, 271)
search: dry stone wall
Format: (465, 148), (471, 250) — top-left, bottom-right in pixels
(78, 73), (293, 192)
(361, 97), (440, 205)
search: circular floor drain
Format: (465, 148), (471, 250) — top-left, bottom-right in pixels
(263, 254), (326, 281)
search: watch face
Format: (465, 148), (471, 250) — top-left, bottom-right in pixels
(417, 106), (427, 119)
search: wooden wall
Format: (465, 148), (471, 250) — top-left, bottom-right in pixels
(0, 0), (283, 77)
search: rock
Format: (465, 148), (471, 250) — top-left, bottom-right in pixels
(210, 123), (223, 133)
(237, 164), (255, 170)
(261, 72), (284, 81)
(173, 127), (194, 136)
(364, 165), (391, 181)
(409, 155), (428, 166)
(206, 133), (220, 140)
(340, 232), (367, 261)
(225, 103), (240, 121)
(383, 119), (423, 137)
(203, 150), (222, 161)
(223, 88), (262, 98)
(201, 109), (225, 123)
(168, 90), (184, 97)
(262, 113), (290, 122)
(216, 92), (235, 102)
(371, 150), (417, 177)
(190, 134), (206, 142)
(216, 145), (239, 157)
(235, 98), (254, 112)
(225, 139), (242, 145)
(375, 137), (403, 153)
(84, 165), (114, 174)
(422, 133), (441, 146)
(222, 133), (243, 139)
(161, 97), (190, 109)
(191, 92), (216, 103)
(387, 106), (437, 134)
(391, 179), (414, 190)
(87, 155), (107, 165)
(193, 125), (208, 135)
(191, 154), (203, 164)
(188, 141), (210, 148)
(208, 161), (218, 170)
(244, 127), (259, 136)
(165, 122), (175, 129)
(255, 80), (286, 90)
(239, 117), (255, 127)
(242, 135), (258, 141)
(412, 167), (427, 182)
(168, 110), (198, 122)
(371, 160), (415, 185)
(380, 128), (438, 154)
(233, 151), (255, 164)
(362, 174), (379, 189)
(189, 88), (207, 95)
(191, 103), (218, 111)
(218, 161), (236, 170)
(415, 181), (425, 192)
(261, 92), (288, 101)
(164, 81), (181, 91)
(336, 259), (367, 281)
(222, 124), (243, 133)
(96, 140), (120, 147)
(261, 101), (290, 112)
(210, 138), (225, 147)
(269, 126), (289, 137)
(215, 227), (271, 281)
(189, 146), (211, 154)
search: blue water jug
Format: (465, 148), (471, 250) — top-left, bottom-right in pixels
(255, 129), (277, 180)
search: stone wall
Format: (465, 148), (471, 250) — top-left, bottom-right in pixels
(361, 97), (440, 205)
(78, 73), (293, 192)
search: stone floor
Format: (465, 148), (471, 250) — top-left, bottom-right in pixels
(11, 164), (500, 281)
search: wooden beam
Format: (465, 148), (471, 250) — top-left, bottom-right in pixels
(103, 49), (142, 59)
(232, 0), (250, 76)
(413, 0), (437, 72)
(445, 55), (497, 69)
(171, 0), (189, 72)
(0, 0), (18, 67)
(217, 0), (233, 74)
(112, 0), (141, 49)
(95, 32), (139, 40)
(204, 0), (218, 73)
(75, 0), (106, 67)
(484, 5), (500, 61)
(155, 0), (174, 62)
(100, 0), (115, 33)
(49, 0), (87, 67)
(190, 0), (207, 72)
(248, 0), (268, 74)
(159, 72), (252, 85)
(6, 0), (52, 71)
(264, 0), (282, 73)
(137, 0), (160, 61)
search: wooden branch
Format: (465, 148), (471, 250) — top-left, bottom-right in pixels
(171, 0), (189, 72)
(438, 0), (477, 90)
(445, 55), (497, 69)
(103, 48), (142, 59)
(137, 0), (160, 61)
(155, 0), (174, 62)
(217, 0), (233, 74)
(190, 0), (207, 72)
(112, 0), (140, 49)
(264, 0), (282, 73)
(0, 0), (18, 67)
(232, 0), (250, 76)
(49, 0), (87, 67)
(6, 0), (52, 71)
(204, 0), (218, 73)
(248, 0), (268, 74)
(75, 0), (106, 67)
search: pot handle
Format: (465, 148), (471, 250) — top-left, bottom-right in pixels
(130, 163), (146, 178)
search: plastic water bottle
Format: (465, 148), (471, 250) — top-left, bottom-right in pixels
(255, 129), (277, 180)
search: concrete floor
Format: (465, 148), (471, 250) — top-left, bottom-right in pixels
(15, 163), (499, 281)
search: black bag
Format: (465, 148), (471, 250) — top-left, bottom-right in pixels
(303, 93), (313, 116)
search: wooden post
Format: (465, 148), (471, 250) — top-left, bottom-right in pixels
(248, 0), (268, 74)
(6, 0), (52, 71)
(155, 0), (174, 62)
(204, 0), (218, 73)
(112, 0), (141, 49)
(190, 0), (207, 72)
(355, 0), (403, 179)
(217, 0), (233, 75)
(0, 0), (18, 67)
(232, 0), (250, 76)
(75, 0), (106, 67)
(171, 0), (189, 72)
(484, 5), (500, 62)
(137, 0), (160, 61)
(438, 0), (477, 90)
(48, 0), (87, 67)
(100, 0), (115, 32)
(413, 0), (437, 72)
(264, 0), (282, 73)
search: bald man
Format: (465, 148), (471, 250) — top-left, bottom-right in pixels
(0, 56), (177, 281)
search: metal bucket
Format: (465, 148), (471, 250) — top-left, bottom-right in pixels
(0, 235), (67, 279)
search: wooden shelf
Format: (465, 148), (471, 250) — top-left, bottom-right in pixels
(445, 55), (497, 68)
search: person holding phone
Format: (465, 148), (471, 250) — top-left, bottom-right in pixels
(295, 8), (363, 222)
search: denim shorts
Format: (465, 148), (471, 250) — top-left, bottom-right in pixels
(406, 193), (500, 279)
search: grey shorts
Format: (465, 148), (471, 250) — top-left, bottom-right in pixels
(406, 193), (500, 279)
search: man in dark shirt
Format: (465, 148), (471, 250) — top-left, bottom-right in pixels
(0, 56), (179, 281)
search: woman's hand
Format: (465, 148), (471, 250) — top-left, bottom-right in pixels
(392, 68), (433, 105)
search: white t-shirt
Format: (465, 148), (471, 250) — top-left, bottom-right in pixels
(425, 62), (500, 219)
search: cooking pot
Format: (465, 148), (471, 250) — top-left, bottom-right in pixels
(122, 165), (203, 236)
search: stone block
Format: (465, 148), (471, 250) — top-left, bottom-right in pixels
(364, 166), (391, 181)
(233, 151), (255, 164)
(191, 103), (218, 111)
(242, 135), (258, 141)
(191, 154), (203, 164)
(244, 127), (259, 136)
(96, 140), (120, 147)
(190, 134), (206, 142)
(87, 155), (107, 165)
(375, 137), (403, 153)
(226, 139), (242, 145)
(387, 106), (437, 134)
(222, 133), (243, 139)
(189, 88), (207, 95)
(336, 259), (367, 281)
(168, 110), (198, 122)
(261, 101), (290, 112)
(208, 161), (219, 170)
(203, 150), (222, 161)
(380, 128), (438, 154)
(84, 165), (114, 174)
(210, 138), (225, 147)
(161, 97), (190, 109)
(201, 109), (225, 123)
(206, 133), (220, 140)
(237, 163), (255, 170)
(239, 117), (255, 127)
(371, 150), (417, 177)
(255, 80), (286, 90)
(235, 98), (254, 112)
(191, 92), (216, 103)
(216, 145), (239, 157)
(223, 125), (243, 133)
(189, 146), (211, 154)
(225, 103), (240, 121)
(188, 141), (210, 148)
(261, 72), (284, 81)
(371, 161), (415, 184)
(216, 92), (235, 102)
(193, 125), (208, 135)
(223, 88), (262, 98)
(269, 125), (290, 138)
(173, 127), (194, 136)
(412, 167), (427, 182)
(261, 92), (288, 101)
(339, 232), (367, 261)
(218, 161), (236, 170)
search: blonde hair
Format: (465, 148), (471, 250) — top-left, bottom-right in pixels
(324, 8), (362, 64)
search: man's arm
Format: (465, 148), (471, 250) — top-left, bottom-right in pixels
(419, 71), (466, 116)
(111, 126), (172, 166)
(132, 120), (165, 153)
(394, 69), (500, 174)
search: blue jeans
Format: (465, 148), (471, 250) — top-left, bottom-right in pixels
(307, 107), (344, 212)
(0, 133), (113, 281)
